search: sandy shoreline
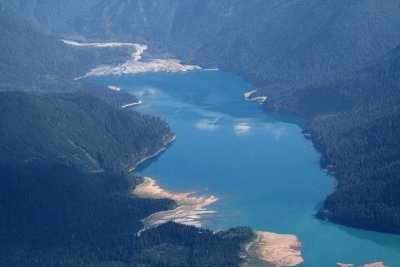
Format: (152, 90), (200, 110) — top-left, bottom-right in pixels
(62, 40), (137, 48)
(133, 177), (218, 233)
(337, 262), (388, 267)
(132, 177), (304, 266)
(86, 58), (201, 77)
(243, 231), (303, 267)
(64, 39), (201, 77)
(107, 85), (121, 91)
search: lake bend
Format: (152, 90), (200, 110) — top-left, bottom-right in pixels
(88, 70), (400, 267)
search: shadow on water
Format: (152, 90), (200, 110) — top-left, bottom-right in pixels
(338, 224), (400, 253)
(261, 108), (309, 129)
(314, 219), (400, 254)
(135, 141), (174, 173)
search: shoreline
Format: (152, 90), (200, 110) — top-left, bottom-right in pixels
(129, 134), (176, 173)
(133, 177), (218, 234)
(243, 231), (304, 267)
(338, 262), (388, 267)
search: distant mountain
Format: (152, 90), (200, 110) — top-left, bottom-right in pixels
(5, 0), (400, 89)
(0, 0), (101, 34)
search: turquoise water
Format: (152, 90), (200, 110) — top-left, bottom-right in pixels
(89, 71), (400, 267)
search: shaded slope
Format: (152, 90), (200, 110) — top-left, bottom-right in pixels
(0, 91), (173, 172)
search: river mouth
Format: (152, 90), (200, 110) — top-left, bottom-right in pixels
(87, 70), (400, 267)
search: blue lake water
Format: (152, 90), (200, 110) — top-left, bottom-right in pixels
(89, 71), (400, 267)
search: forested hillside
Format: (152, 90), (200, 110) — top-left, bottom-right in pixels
(0, 91), (173, 172)
(6, 0), (400, 233)
(300, 48), (400, 232)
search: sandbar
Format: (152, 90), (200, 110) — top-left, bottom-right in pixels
(107, 85), (121, 91)
(133, 177), (218, 233)
(338, 263), (388, 267)
(63, 39), (201, 77)
(243, 231), (303, 267)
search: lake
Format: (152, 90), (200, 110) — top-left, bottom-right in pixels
(89, 70), (400, 267)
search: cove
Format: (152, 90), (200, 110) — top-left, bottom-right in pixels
(88, 70), (400, 267)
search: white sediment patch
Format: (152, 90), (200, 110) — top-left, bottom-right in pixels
(244, 231), (304, 267)
(338, 262), (388, 267)
(133, 177), (218, 234)
(62, 39), (138, 48)
(107, 85), (121, 91)
(63, 39), (201, 78)
(244, 89), (267, 103)
(121, 100), (142, 109)
(362, 263), (388, 267)
(106, 85), (142, 108)
(244, 89), (258, 99)
(85, 58), (201, 77)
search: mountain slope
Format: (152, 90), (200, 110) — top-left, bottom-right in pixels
(302, 48), (400, 232)
(0, 91), (173, 172)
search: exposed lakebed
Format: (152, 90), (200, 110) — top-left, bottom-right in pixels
(88, 70), (400, 267)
